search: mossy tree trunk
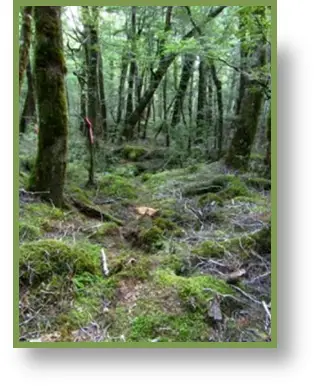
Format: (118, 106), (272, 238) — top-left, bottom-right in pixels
(82, 6), (101, 143)
(31, 6), (68, 208)
(19, 6), (33, 95)
(264, 106), (271, 177)
(116, 50), (129, 125)
(195, 57), (207, 143)
(225, 8), (267, 171)
(20, 59), (36, 134)
(210, 61), (224, 159)
(123, 6), (138, 140)
(97, 48), (107, 138)
(171, 54), (195, 128)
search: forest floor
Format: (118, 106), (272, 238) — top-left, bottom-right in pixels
(19, 140), (271, 343)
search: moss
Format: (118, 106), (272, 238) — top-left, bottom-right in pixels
(128, 312), (210, 342)
(20, 239), (101, 287)
(98, 174), (137, 199)
(218, 179), (250, 200)
(122, 145), (147, 161)
(91, 222), (119, 237)
(245, 177), (271, 191)
(155, 270), (233, 306)
(198, 193), (224, 207)
(111, 254), (153, 281)
(192, 241), (225, 258)
(19, 222), (41, 242)
(159, 254), (184, 274)
(139, 226), (164, 252)
(153, 217), (184, 237)
(192, 226), (271, 261)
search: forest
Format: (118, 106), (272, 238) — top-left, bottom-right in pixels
(18, 5), (272, 343)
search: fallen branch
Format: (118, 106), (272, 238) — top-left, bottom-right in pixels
(101, 249), (109, 277)
(68, 196), (124, 226)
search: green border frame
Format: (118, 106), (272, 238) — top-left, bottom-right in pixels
(13, 0), (277, 348)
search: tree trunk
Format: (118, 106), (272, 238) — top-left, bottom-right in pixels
(19, 6), (33, 94)
(31, 6), (68, 208)
(264, 105), (271, 177)
(123, 6), (138, 140)
(225, 9), (267, 170)
(19, 60), (36, 134)
(83, 6), (101, 143)
(116, 52), (129, 124)
(210, 62), (224, 158)
(195, 57), (207, 142)
(123, 6), (226, 136)
(171, 54), (195, 128)
(98, 49), (107, 138)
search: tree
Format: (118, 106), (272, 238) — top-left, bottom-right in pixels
(123, 6), (226, 137)
(225, 7), (268, 170)
(30, 6), (68, 208)
(19, 59), (36, 134)
(19, 6), (33, 94)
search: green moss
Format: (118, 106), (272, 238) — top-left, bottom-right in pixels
(192, 241), (225, 258)
(122, 145), (147, 161)
(198, 193), (224, 207)
(219, 179), (250, 200)
(91, 222), (119, 237)
(128, 312), (210, 342)
(192, 226), (271, 261)
(139, 226), (164, 252)
(19, 222), (41, 241)
(155, 270), (232, 305)
(245, 177), (271, 191)
(153, 217), (184, 237)
(159, 254), (184, 274)
(20, 239), (101, 287)
(111, 254), (153, 281)
(98, 174), (137, 199)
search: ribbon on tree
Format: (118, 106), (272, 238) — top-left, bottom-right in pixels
(84, 117), (94, 145)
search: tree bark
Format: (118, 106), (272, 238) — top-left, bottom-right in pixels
(171, 54), (195, 128)
(196, 56), (207, 142)
(19, 6), (33, 94)
(225, 8), (267, 170)
(31, 6), (68, 207)
(19, 60), (36, 134)
(210, 62), (224, 158)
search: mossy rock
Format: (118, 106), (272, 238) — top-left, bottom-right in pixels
(245, 177), (271, 191)
(122, 145), (148, 161)
(198, 193), (224, 207)
(20, 239), (101, 287)
(19, 222), (41, 242)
